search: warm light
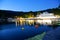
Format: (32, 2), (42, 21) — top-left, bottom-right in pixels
(43, 20), (52, 24)
(36, 20), (43, 24)
(15, 13), (58, 26)
(19, 17), (25, 25)
(55, 15), (60, 18)
(26, 16), (34, 25)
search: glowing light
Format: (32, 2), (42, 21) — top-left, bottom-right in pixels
(36, 20), (43, 24)
(19, 17), (25, 25)
(42, 20), (52, 24)
(21, 27), (25, 30)
(15, 12), (58, 26)
(27, 16), (34, 25)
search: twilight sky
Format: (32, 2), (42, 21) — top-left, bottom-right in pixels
(0, 0), (59, 12)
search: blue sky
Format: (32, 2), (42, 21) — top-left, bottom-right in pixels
(0, 0), (59, 12)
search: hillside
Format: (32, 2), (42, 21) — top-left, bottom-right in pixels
(0, 8), (60, 18)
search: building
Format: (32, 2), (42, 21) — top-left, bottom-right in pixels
(36, 12), (57, 25)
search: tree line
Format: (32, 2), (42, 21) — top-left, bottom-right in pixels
(0, 6), (60, 19)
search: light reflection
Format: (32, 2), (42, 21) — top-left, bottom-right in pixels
(19, 17), (25, 25)
(15, 13), (60, 26)
(26, 17), (34, 25)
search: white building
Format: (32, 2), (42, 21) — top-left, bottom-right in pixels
(36, 12), (57, 25)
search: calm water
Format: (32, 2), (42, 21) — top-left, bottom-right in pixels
(0, 24), (53, 40)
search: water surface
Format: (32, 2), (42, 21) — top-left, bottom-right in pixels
(0, 24), (53, 40)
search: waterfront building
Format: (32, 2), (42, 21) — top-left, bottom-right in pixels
(36, 12), (57, 25)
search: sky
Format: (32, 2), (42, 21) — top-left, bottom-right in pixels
(0, 0), (59, 12)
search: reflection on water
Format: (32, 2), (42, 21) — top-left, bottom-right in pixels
(0, 23), (53, 40)
(15, 17), (35, 26)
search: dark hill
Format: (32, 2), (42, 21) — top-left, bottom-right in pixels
(0, 8), (60, 18)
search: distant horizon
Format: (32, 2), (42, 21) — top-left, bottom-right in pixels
(0, 0), (59, 12)
(0, 7), (58, 12)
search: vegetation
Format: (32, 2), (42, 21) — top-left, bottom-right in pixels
(0, 6), (60, 18)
